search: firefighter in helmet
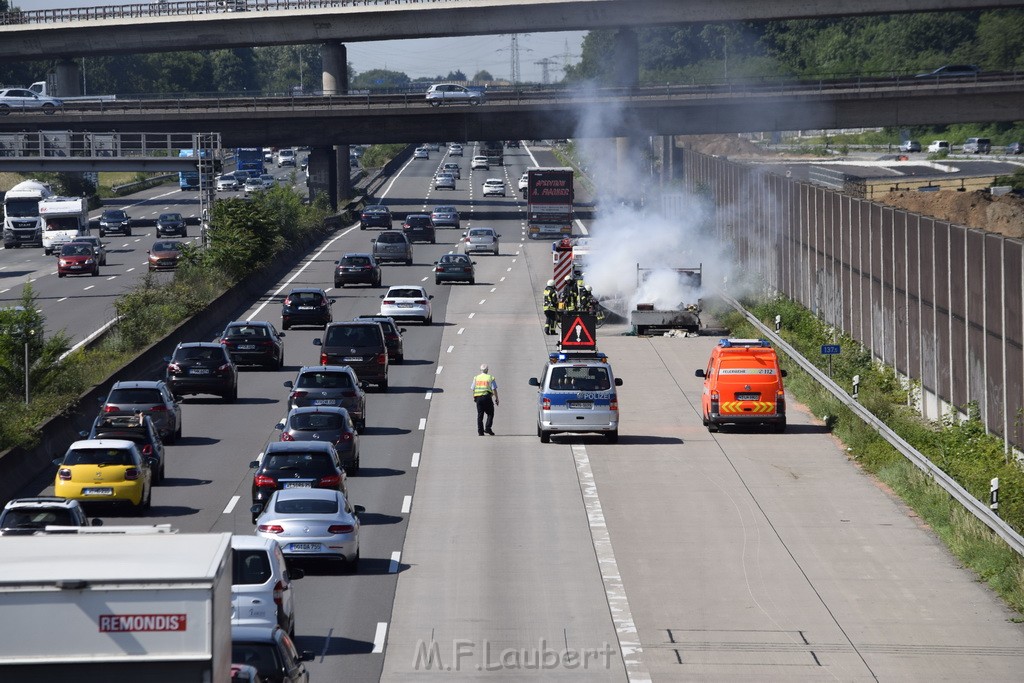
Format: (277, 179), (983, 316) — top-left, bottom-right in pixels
(542, 279), (559, 335)
(561, 274), (578, 311)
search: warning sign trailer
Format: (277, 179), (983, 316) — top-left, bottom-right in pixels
(559, 312), (597, 352)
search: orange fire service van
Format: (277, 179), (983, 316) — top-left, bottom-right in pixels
(695, 338), (787, 433)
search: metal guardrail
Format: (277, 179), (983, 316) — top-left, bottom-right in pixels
(724, 293), (1024, 557)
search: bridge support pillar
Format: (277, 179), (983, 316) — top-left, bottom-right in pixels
(320, 43), (351, 211)
(53, 59), (82, 97)
(611, 28), (641, 184)
(308, 146), (337, 211)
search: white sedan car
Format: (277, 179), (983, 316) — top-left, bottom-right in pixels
(216, 174), (239, 191)
(380, 285), (434, 325)
(259, 174), (276, 189)
(463, 227), (501, 256)
(482, 178), (506, 197)
(470, 156), (489, 170)
(414, 147), (430, 159)
(434, 173), (456, 190)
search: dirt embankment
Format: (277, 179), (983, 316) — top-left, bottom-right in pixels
(877, 190), (1024, 239)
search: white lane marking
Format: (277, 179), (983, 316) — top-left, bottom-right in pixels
(506, 267), (512, 272)
(468, 312), (475, 319)
(512, 258), (517, 263)
(389, 552), (402, 574)
(457, 327), (465, 335)
(106, 276), (116, 280)
(421, 276), (428, 282)
(126, 267), (135, 273)
(500, 277), (506, 282)
(247, 222), (359, 320)
(418, 418), (426, 430)
(83, 285), (94, 291)
(424, 390), (432, 400)
(436, 366), (443, 375)
(57, 297), (68, 302)
(411, 452), (420, 468)
(572, 444), (651, 683)
(490, 287), (497, 293)
(478, 299), (486, 305)
(59, 317), (119, 362)
(373, 622), (388, 654)
(447, 345), (454, 353)
(0, 288), (9, 293)
(120, 243), (129, 248)
(223, 496), (240, 514)
(401, 496), (412, 514)
(29, 277), (36, 282)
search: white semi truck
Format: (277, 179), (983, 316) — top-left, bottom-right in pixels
(39, 196), (89, 255)
(2, 179), (53, 249)
(0, 532), (232, 682)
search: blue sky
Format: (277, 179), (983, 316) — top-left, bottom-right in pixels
(12, 0), (585, 83)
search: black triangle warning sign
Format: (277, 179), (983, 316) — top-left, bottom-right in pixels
(560, 313), (597, 349)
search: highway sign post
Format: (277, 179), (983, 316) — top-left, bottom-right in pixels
(821, 343), (841, 378)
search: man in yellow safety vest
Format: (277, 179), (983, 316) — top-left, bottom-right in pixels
(471, 364), (499, 436)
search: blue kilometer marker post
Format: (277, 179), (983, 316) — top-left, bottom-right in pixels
(821, 344), (841, 378)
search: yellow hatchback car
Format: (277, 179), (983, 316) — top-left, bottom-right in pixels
(53, 439), (152, 512)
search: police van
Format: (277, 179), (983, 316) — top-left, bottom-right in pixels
(528, 351), (622, 443)
(695, 338), (787, 433)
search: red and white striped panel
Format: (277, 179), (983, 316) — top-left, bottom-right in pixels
(553, 252), (574, 293)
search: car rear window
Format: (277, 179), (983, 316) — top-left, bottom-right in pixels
(377, 232), (404, 243)
(295, 371), (353, 389)
(407, 217), (431, 226)
(324, 325), (381, 347)
(549, 367), (611, 391)
(226, 325), (268, 338)
(1, 509), (75, 528)
(290, 412), (344, 431)
(386, 289), (423, 299)
(342, 257), (370, 267)
(290, 291), (324, 304)
(264, 453), (335, 475)
(232, 549), (272, 585)
(108, 388), (163, 404)
(273, 497), (339, 514)
(175, 346), (225, 361)
(439, 255), (468, 264)
(63, 448), (133, 466)
(94, 431), (147, 445)
(469, 229), (492, 237)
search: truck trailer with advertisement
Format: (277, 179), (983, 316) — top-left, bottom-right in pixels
(2, 180), (53, 249)
(0, 532), (232, 682)
(39, 196), (88, 255)
(527, 167), (574, 239)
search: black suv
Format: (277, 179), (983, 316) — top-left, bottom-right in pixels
(402, 214), (436, 244)
(314, 321), (389, 391)
(353, 315), (405, 363)
(98, 209), (131, 237)
(281, 287), (334, 330)
(84, 412), (166, 483)
(165, 342), (239, 402)
(219, 320), (286, 369)
(334, 253), (382, 288)
(359, 205), (392, 230)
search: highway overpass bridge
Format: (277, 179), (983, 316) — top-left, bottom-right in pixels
(1, 79), (1021, 148)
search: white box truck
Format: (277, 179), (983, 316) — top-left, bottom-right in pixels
(2, 179), (53, 249)
(40, 196), (89, 255)
(0, 532), (232, 682)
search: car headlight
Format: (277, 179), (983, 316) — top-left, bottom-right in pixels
(58, 259), (68, 266)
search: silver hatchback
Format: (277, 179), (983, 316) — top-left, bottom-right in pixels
(99, 380), (182, 443)
(254, 488), (363, 571)
(371, 230), (413, 265)
(463, 227), (501, 255)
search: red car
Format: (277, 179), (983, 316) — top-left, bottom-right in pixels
(56, 242), (100, 278)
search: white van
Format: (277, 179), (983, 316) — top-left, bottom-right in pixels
(927, 140), (951, 154)
(39, 196), (88, 255)
(276, 149), (296, 167)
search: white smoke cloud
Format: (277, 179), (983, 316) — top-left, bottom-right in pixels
(568, 82), (737, 317)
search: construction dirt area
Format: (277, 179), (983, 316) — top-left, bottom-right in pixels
(677, 135), (1024, 238)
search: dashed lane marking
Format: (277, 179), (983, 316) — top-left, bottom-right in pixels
(418, 418), (426, 430)
(478, 299), (486, 305)
(436, 366), (443, 375)
(389, 552), (402, 573)
(424, 390), (432, 400)
(458, 327), (465, 335)
(372, 622), (388, 654)
(401, 496), (412, 514)
(411, 452), (420, 468)
(468, 312), (475, 319)
(223, 496), (240, 514)
(447, 345), (454, 353)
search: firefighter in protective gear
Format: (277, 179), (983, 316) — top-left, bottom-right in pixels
(576, 283), (592, 312)
(542, 280), (559, 335)
(561, 274), (578, 311)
